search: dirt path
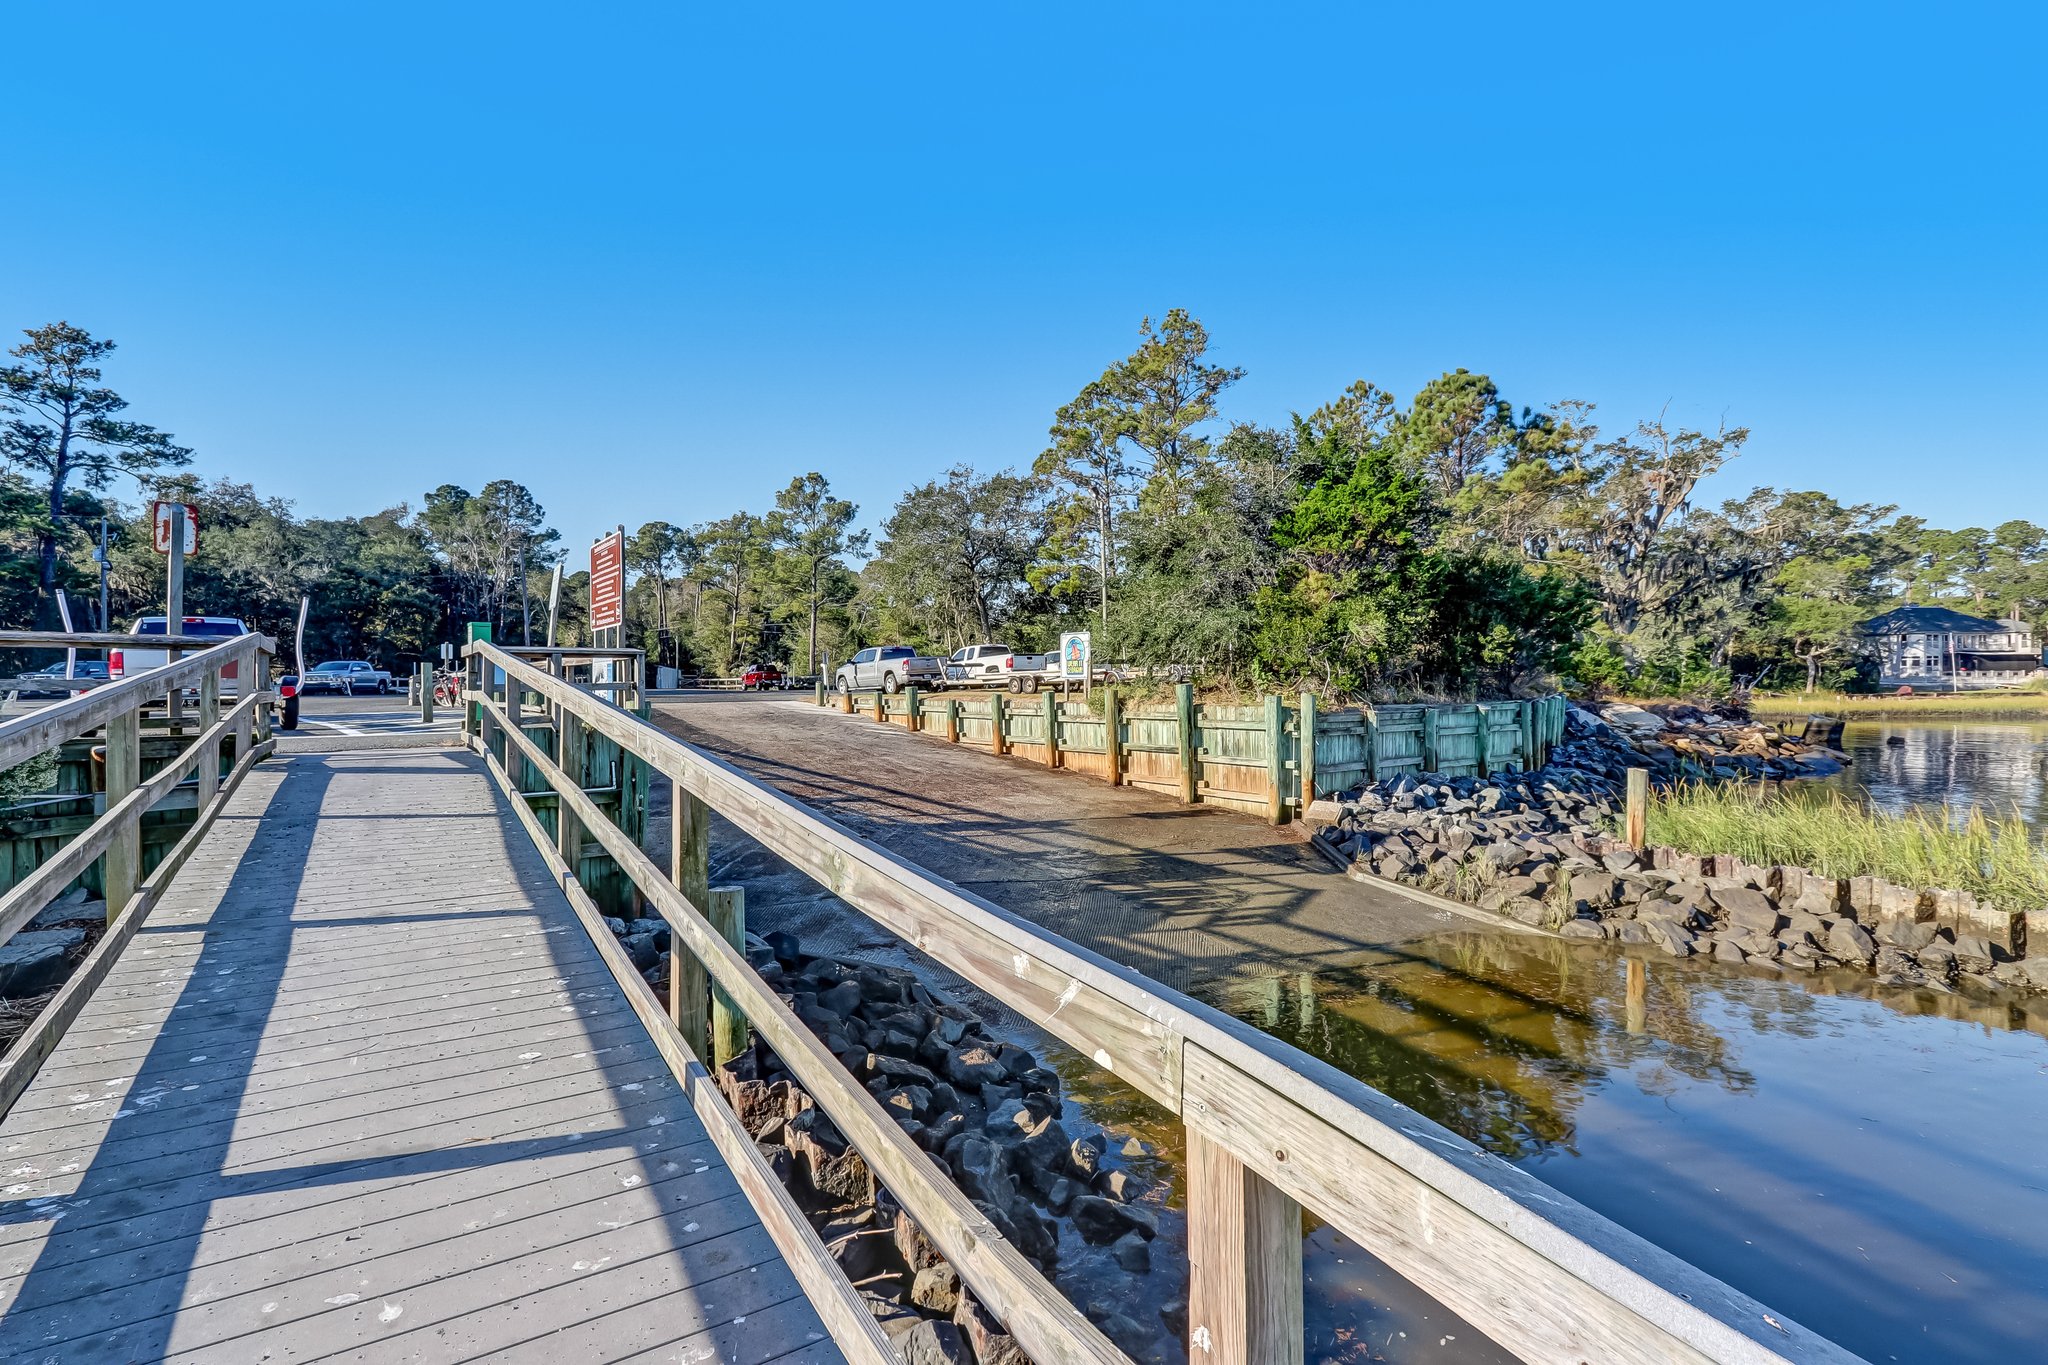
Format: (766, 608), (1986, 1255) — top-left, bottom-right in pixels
(649, 693), (1456, 996)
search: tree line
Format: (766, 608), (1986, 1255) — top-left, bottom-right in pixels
(6, 318), (2044, 696)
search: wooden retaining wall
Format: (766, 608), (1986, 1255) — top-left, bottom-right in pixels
(829, 686), (1568, 824)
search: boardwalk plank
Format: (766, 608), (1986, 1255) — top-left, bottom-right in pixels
(0, 750), (843, 1364)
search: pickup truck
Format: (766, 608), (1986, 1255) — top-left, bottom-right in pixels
(297, 660), (396, 695)
(109, 617), (252, 688)
(942, 644), (1060, 692)
(834, 646), (944, 695)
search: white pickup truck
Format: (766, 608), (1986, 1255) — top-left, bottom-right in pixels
(942, 643), (1060, 693)
(109, 616), (253, 689)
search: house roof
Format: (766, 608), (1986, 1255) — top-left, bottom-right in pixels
(1859, 605), (2009, 635)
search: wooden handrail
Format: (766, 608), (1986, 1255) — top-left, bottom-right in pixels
(0, 632), (274, 773)
(0, 629), (277, 1118)
(0, 629), (245, 650)
(467, 640), (1864, 1365)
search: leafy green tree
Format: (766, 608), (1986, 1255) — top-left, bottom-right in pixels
(865, 466), (1044, 649)
(1036, 310), (1242, 634)
(695, 512), (774, 671)
(0, 323), (191, 625)
(765, 473), (868, 675)
(628, 521), (696, 665)
(1401, 369), (1515, 497)
(1251, 419), (1443, 694)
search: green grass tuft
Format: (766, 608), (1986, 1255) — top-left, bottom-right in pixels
(1644, 782), (2048, 908)
(1749, 689), (2048, 721)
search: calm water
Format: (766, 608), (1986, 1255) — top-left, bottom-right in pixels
(1828, 720), (2048, 835)
(1045, 934), (2048, 1365)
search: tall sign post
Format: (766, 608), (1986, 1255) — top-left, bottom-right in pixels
(152, 502), (198, 731)
(590, 525), (626, 689)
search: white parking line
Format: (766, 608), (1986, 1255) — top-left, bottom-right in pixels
(303, 719), (369, 737)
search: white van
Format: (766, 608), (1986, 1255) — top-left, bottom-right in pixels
(110, 616), (253, 688)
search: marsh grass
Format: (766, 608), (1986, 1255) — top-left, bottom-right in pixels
(1749, 688), (2048, 721)
(1645, 782), (2048, 907)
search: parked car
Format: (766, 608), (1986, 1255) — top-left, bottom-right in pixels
(12, 660), (111, 698)
(297, 660), (396, 695)
(739, 663), (785, 690)
(834, 646), (944, 694)
(109, 617), (252, 688)
(942, 644), (1061, 692)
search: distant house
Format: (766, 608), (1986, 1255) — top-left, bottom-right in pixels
(1858, 606), (2040, 689)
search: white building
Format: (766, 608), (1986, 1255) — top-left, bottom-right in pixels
(1859, 606), (2041, 690)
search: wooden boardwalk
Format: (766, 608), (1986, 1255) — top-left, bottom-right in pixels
(0, 748), (842, 1364)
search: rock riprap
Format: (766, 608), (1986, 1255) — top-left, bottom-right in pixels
(634, 929), (1177, 1363)
(1316, 707), (2046, 996)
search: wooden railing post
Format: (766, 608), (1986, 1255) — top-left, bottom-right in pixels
(904, 685), (921, 732)
(253, 649), (273, 743)
(1104, 688), (1122, 788)
(989, 693), (1006, 756)
(1176, 683), (1198, 805)
(556, 710), (584, 882)
(709, 885), (748, 1066)
(1361, 706), (1377, 783)
(1422, 705), (1440, 773)
(197, 668), (221, 808)
(672, 778), (711, 1060)
(1186, 1125), (1304, 1365)
(102, 707), (141, 922)
(838, 687), (853, 715)
(1264, 694), (1287, 825)
(1475, 704), (1492, 777)
(1626, 767), (1649, 852)
(1297, 691), (1316, 812)
(1043, 690), (1059, 768)
(944, 696), (959, 743)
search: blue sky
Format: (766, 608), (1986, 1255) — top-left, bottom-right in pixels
(4, 3), (2042, 561)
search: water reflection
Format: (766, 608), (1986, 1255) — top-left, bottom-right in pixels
(1197, 936), (2048, 1365)
(1828, 720), (2048, 834)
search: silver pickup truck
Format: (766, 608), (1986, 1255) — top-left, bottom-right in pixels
(834, 645), (945, 695)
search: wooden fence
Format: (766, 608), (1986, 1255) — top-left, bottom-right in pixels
(823, 684), (1569, 822)
(0, 629), (276, 1115)
(469, 641), (1850, 1365)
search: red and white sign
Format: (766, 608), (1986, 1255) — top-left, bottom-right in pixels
(590, 529), (625, 632)
(151, 501), (198, 555)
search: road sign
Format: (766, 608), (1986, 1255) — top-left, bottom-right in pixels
(1060, 631), (1090, 680)
(590, 529), (625, 632)
(152, 501), (198, 555)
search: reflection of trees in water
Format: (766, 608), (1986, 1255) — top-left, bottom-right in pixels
(1202, 935), (1768, 1163)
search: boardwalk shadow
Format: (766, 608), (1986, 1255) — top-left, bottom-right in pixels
(1, 760), (329, 1359)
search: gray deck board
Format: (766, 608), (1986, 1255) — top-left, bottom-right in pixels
(0, 749), (843, 1364)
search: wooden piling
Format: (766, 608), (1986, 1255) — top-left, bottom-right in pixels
(1264, 694), (1287, 825)
(945, 697), (959, 744)
(1103, 688), (1123, 788)
(709, 886), (749, 1066)
(989, 693), (1006, 756)
(904, 685), (921, 732)
(672, 780), (710, 1060)
(1625, 767), (1649, 852)
(1043, 690), (1059, 768)
(1176, 683), (1198, 805)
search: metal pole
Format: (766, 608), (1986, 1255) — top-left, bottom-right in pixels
(547, 560), (563, 647)
(55, 590), (76, 679)
(295, 594), (310, 676)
